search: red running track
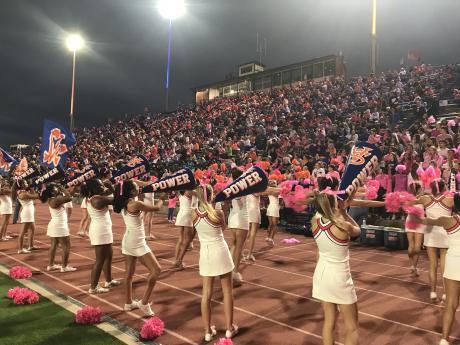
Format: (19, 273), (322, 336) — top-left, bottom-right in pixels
(0, 203), (459, 345)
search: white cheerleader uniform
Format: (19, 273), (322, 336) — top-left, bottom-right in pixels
(47, 205), (70, 237)
(405, 204), (426, 234)
(312, 216), (357, 305)
(175, 194), (193, 227)
(424, 195), (450, 248)
(18, 196), (34, 223)
(144, 193), (155, 206)
(193, 208), (234, 276)
(444, 215), (460, 281)
(64, 200), (73, 209)
(248, 194), (261, 224)
(121, 209), (151, 257)
(228, 196), (249, 230)
(267, 195), (280, 218)
(0, 194), (13, 215)
(81, 197), (87, 209)
(86, 197), (113, 246)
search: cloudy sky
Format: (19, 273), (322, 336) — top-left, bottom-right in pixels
(1, 0), (459, 148)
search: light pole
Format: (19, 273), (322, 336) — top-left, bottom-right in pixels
(66, 34), (84, 132)
(371, 0), (377, 74)
(157, 0), (185, 112)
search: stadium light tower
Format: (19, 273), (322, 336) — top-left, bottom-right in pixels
(66, 34), (84, 132)
(157, 0), (186, 111)
(371, 0), (377, 74)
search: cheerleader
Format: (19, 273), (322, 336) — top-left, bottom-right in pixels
(411, 179), (452, 301)
(14, 179), (39, 253)
(39, 184), (77, 272)
(100, 168), (115, 215)
(405, 182), (425, 277)
(143, 191), (156, 240)
(113, 180), (164, 317)
(173, 190), (195, 269)
(228, 168), (249, 286)
(81, 178), (120, 294)
(417, 194), (460, 345)
(311, 191), (360, 345)
(192, 184), (238, 341)
(77, 194), (90, 238)
(0, 178), (13, 241)
(244, 193), (261, 262)
(266, 180), (281, 247)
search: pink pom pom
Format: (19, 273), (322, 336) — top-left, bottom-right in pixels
(395, 165), (406, 173)
(448, 120), (456, 127)
(416, 167), (424, 177)
(385, 193), (402, 213)
(7, 287), (39, 305)
(75, 306), (102, 325)
(403, 205), (424, 230)
(367, 180), (380, 189)
(456, 173), (460, 183)
(213, 182), (227, 193)
(9, 266), (32, 279)
(215, 338), (234, 345)
(140, 317), (165, 340)
(427, 116), (436, 124)
(365, 187), (377, 200)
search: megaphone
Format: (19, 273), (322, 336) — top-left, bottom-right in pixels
(32, 166), (65, 187)
(337, 141), (382, 201)
(214, 166), (268, 202)
(111, 155), (150, 184)
(141, 168), (196, 193)
(66, 164), (100, 188)
(15, 166), (40, 182)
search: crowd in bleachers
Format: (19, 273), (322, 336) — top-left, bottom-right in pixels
(10, 63), (460, 193)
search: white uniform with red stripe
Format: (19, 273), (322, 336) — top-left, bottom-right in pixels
(444, 215), (460, 281)
(86, 197), (113, 246)
(175, 194), (193, 227)
(0, 194), (13, 215)
(47, 205), (69, 237)
(228, 196), (249, 230)
(247, 194), (261, 224)
(312, 215), (357, 305)
(193, 208), (234, 277)
(424, 195), (450, 248)
(121, 208), (151, 257)
(18, 192), (34, 223)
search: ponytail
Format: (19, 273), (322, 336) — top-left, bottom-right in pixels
(113, 181), (137, 213)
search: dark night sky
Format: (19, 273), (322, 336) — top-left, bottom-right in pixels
(1, 0), (459, 148)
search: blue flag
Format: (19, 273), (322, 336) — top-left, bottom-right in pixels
(40, 120), (76, 168)
(0, 147), (17, 174)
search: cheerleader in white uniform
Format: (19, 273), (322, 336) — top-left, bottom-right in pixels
(78, 196), (90, 238)
(311, 191), (361, 345)
(64, 200), (73, 219)
(418, 194), (460, 345)
(244, 194), (261, 262)
(228, 168), (249, 286)
(405, 182), (425, 277)
(40, 184), (77, 272)
(0, 178), (13, 241)
(82, 178), (120, 294)
(113, 180), (164, 317)
(266, 180), (281, 247)
(143, 192), (156, 240)
(411, 179), (452, 302)
(173, 191), (195, 269)
(15, 179), (39, 253)
(192, 184), (238, 341)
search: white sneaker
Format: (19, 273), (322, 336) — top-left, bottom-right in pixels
(60, 266), (77, 273)
(248, 254), (256, 262)
(233, 272), (242, 287)
(430, 291), (438, 301)
(138, 302), (155, 316)
(5, 235), (13, 239)
(47, 264), (62, 271)
(440, 339), (450, 345)
(267, 238), (275, 247)
(225, 324), (239, 339)
(442, 294), (446, 302)
(124, 300), (140, 311)
(204, 325), (216, 342)
(88, 286), (110, 294)
(18, 248), (31, 254)
(104, 280), (121, 288)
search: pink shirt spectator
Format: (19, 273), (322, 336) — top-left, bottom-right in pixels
(393, 174), (408, 192)
(376, 173), (392, 192)
(168, 196), (178, 208)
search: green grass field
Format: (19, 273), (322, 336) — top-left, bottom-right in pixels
(0, 273), (126, 345)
